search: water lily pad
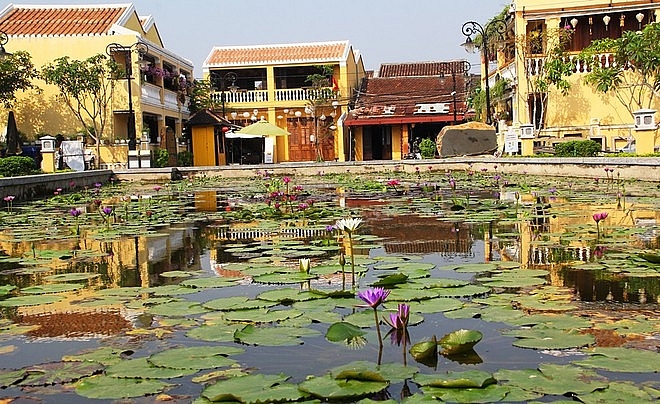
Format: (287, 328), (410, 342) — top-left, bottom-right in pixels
(257, 288), (324, 303)
(326, 322), (366, 342)
(234, 324), (320, 346)
(495, 364), (608, 396)
(0, 294), (64, 307)
(253, 271), (318, 284)
(574, 347), (660, 372)
(421, 383), (509, 403)
(414, 370), (496, 388)
(146, 300), (209, 317)
(159, 270), (197, 278)
(439, 329), (483, 355)
(75, 375), (174, 399)
(43, 273), (100, 282)
(62, 346), (132, 366)
(201, 374), (304, 403)
(20, 283), (86, 294)
(577, 380), (659, 403)
(202, 296), (270, 311)
(147, 345), (244, 370)
(180, 277), (243, 288)
(105, 357), (198, 379)
(298, 373), (389, 400)
(186, 323), (244, 342)
(18, 361), (105, 387)
(504, 327), (595, 350)
(0, 285), (16, 296)
(224, 308), (303, 323)
(0, 369), (26, 388)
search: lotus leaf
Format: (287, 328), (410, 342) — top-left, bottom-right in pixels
(0, 369), (26, 388)
(407, 297), (463, 313)
(202, 296), (270, 311)
(180, 277), (243, 288)
(439, 329), (483, 355)
(18, 361), (105, 386)
(298, 374), (389, 400)
(0, 285), (16, 296)
(253, 271), (318, 284)
(187, 323), (244, 342)
(20, 283), (85, 294)
(62, 346), (133, 366)
(385, 287), (438, 302)
(325, 322), (367, 342)
(44, 273), (100, 282)
(495, 364), (608, 395)
(201, 373), (305, 403)
(257, 288), (324, 303)
(434, 284), (491, 298)
(147, 345), (244, 370)
(577, 381), (659, 403)
(146, 300), (209, 317)
(144, 285), (200, 296)
(504, 326), (595, 349)
(234, 324), (320, 346)
(421, 383), (509, 403)
(371, 273), (409, 287)
(413, 370), (496, 388)
(224, 308), (303, 323)
(75, 375), (174, 399)
(574, 347), (660, 372)
(409, 278), (469, 289)
(410, 336), (437, 361)
(159, 270), (197, 278)
(0, 294), (64, 306)
(105, 357), (197, 379)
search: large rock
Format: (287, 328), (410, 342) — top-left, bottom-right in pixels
(435, 122), (497, 157)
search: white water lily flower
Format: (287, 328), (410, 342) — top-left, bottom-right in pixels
(299, 258), (310, 273)
(335, 217), (363, 234)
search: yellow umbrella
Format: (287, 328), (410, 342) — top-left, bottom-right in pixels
(236, 119), (289, 136)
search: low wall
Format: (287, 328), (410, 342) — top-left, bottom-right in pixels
(0, 170), (114, 202)
(113, 157), (660, 183)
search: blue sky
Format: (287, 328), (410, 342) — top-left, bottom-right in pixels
(8, 0), (510, 76)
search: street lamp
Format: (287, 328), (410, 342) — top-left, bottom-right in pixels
(211, 72), (239, 118)
(439, 60), (471, 124)
(461, 18), (507, 125)
(0, 30), (11, 59)
(106, 42), (148, 150)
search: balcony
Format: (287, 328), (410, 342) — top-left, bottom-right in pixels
(526, 53), (614, 76)
(140, 83), (190, 114)
(209, 87), (335, 105)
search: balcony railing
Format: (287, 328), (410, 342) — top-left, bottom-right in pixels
(141, 82), (162, 107)
(526, 53), (614, 76)
(210, 87), (335, 104)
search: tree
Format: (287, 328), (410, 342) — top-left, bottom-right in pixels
(0, 50), (39, 109)
(188, 79), (218, 115)
(580, 22), (660, 117)
(516, 25), (574, 132)
(305, 65), (338, 162)
(41, 54), (119, 157)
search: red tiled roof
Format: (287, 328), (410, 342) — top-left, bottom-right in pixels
(204, 40), (350, 67)
(0, 4), (130, 36)
(345, 74), (469, 126)
(378, 61), (471, 77)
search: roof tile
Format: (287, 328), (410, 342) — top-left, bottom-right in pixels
(204, 41), (350, 67)
(0, 5), (128, 36)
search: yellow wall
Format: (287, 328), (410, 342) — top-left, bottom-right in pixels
(510, 0), (660, 153)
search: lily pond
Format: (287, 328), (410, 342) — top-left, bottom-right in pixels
(0, 166), (659, 403)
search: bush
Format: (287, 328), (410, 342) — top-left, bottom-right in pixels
(419, 138), (437, 159)
(554, 140), (601, 157)
(177, 151), (193, 167)
(0, 156), (40, 177)
(153, 149), (169, 168)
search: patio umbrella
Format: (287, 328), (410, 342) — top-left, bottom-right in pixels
(5, 111), (22, 156)
(236, 118), (289, 136)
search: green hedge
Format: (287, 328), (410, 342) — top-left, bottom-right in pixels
(0, 156), (40, 177)
(419, 138), (437, 159)
(153, 149), (169, 168)
(554, 140), (601, 157)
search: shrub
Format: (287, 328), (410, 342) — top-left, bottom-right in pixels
(153, 149), (169, 168)
(177, 151), (193, 167)
(0, 156), (40, 177)
(419, 138), (437, 159)
(554, 140), (601, 157)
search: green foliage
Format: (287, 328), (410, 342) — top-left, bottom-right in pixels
(41, 54), (119, 146)
(176, 151), (193, 167)
(0, 50), (40, 109)
(0, 156), (39, 177)
(554, 140), (601, 157)
(153, 148), (169, 168)
(188, 79), (217, 114)
(418, 138), (437, 159)
(580, 22), (660, 116)
(305, 65), (338, 162)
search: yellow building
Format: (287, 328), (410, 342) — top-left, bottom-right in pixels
(491, 1), (660, 155)
(200, 40), (366, 164)
(0, 3), (193, 167)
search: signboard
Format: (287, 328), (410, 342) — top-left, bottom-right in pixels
(504, 127), (519, 154)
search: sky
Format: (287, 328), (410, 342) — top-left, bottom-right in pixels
(8, 0), (510, 77)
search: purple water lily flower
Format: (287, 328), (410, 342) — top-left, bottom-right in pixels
(358, 287), (390, 309)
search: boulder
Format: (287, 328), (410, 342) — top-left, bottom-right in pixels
(435, 122), (497, 157)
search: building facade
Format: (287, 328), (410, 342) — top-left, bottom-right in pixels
(0, 3), (193, 166)
(502, 0), (660, 154)
(344, 61), (472, 160)
(201, 40), (366, 164)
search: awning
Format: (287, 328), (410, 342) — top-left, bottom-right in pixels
(225, 131), (264, 139)
(343, 114), (458, 127)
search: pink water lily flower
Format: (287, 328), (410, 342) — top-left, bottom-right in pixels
(592, 212), (608, 223)
(358, 287), (390, 309)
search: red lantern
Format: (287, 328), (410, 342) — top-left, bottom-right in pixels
(221, 126), (230, 132)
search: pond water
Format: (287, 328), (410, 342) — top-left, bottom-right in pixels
(0, 169), (659, 403)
